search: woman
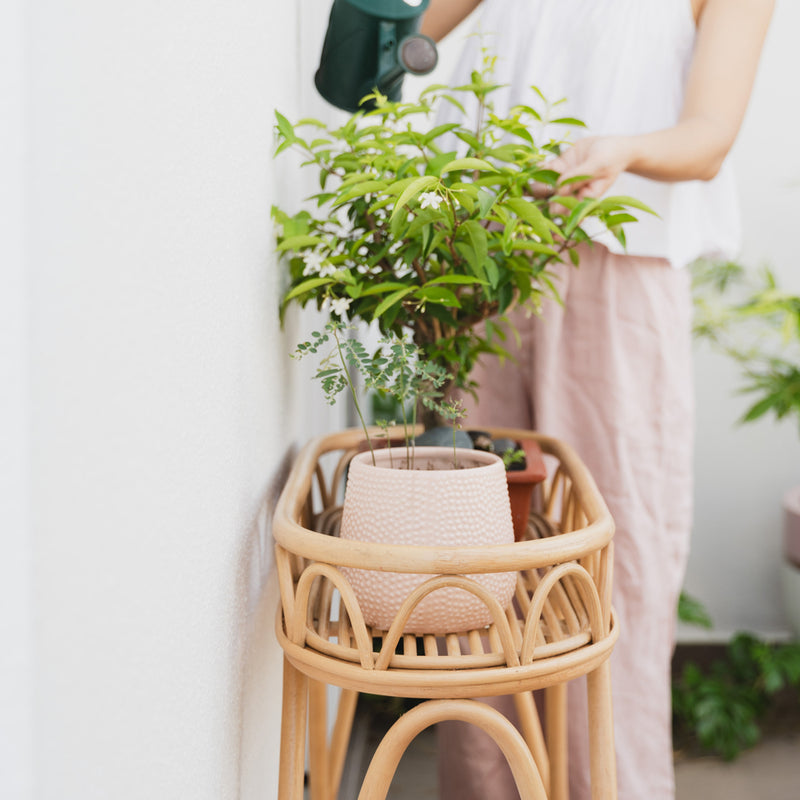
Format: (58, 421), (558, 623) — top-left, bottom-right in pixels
(420, 1), (774, 799)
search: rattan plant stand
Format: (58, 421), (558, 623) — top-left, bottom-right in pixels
(273, 428), (618, 800)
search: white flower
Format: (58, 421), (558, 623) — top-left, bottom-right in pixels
(319, 263), (338, 278)
(302, 249), (327, 276)
(323, 220), (353, 240)
(329, 297), (352, 317)
(394, 259), (412, 278)
(418, 191), (443, 211)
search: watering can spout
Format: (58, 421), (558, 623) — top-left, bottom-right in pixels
(315, 0), (438, 113)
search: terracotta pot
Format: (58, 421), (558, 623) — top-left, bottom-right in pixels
(340, 446), (516, 634)
(506, 438), (548, 541)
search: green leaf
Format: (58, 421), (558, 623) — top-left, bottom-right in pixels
(454, 130), (480, 150)
(417, 286), (461, 307)
(296, 117), (326, 128)
(603, 195), (658, 216)
(359, 282), (410, 296)
(283, 277), (332, 301)
(558, 174), (593, 187)
(374, 287), (415, 318)
(506, 198), (553, 242)
(741, 394), (780, 423)
(334, 180), (386, 205)
(508, 240), (559, 256)
(275, 110), (294, 139)
(391, 175), (439, 219)
(276, 235), (326, 252)
(422, 123), (460, 144)
(677, 592), (714, 629)
(426, 275), (489, 286)
(460, 219), (489, 273)
(477, 188), (496, 217)
(604, 213), (638, 227)
(439, 157), (498, 174)
(549, 116), (586, 127)
(428, 150), (459, 177)
(484, 259), (500, 289)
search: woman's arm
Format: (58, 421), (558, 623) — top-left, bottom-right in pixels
(420, 0), (484, 43)
(549, 0), (775, 198)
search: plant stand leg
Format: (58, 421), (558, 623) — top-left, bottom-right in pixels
(513, 690), (550, 794)
(587, 661), (617, 800)
(330, 690), (359, 799)
(309, 679), (330, 800)
(279, 658), (308, 800)
(546, 683), (569, 800)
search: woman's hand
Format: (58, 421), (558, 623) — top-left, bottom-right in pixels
(546, 136), (636, 199)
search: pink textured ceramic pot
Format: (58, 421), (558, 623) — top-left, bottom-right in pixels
(340, 446), (516, 634)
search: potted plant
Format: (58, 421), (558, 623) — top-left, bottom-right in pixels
(294, 323), (517, 634)
(273, 60), (650, 633)
(693, 259), (800, 636)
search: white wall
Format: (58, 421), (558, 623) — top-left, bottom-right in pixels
(409, 4), (800, 640)
(1, 0), (34, 796)
(687, 0), (800, 640)
(1, 1), (343, 798)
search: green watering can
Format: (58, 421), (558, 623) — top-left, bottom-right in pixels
(315, 0), (438, 112)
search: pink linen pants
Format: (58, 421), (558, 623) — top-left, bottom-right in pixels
(438, 245), (694, 800)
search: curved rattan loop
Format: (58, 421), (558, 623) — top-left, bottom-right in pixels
(544, 466), (566, 520)
(292, 563), (375, 670)
(313, 462), (332, 513)
(332, 448), (358, 498)
(374, 575), (520, 670)
(314, 505), (343, 538)
(520, 562), (605, 665)
(358, 699), (548, 800)
(275, 546), (298, 624)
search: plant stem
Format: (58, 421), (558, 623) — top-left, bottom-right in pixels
(333, 327), (375, 465)
(398, 338), (412, 469)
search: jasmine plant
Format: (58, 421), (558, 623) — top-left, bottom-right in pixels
(273, 53), (653, 426)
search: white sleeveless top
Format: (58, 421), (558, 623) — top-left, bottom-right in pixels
(444, 0), (740, 268)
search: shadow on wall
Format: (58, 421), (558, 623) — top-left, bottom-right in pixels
(239, 442), (298, 618)
(234, 441), (298, 799)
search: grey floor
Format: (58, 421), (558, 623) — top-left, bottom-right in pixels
(337, 708), (800, 800)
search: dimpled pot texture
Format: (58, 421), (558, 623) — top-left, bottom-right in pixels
(340, 446), (516, 634)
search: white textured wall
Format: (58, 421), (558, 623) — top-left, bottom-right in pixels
(1, 1), (340, 798)
(409, 4), (800, 640)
